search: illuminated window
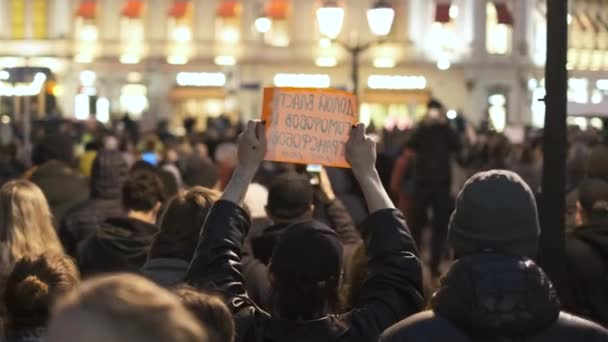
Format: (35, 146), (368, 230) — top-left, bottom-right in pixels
(486, 1), (512, 55)
(74, 1), (98, 63)
(216, 0), (242, 44)
(32, 0), (47, 39)
(568, 78), (589, 104)
(10, 0), (26, 39)
(120, 84), (148, 117)
(488, 92), (507, 132)
(120, 0), (146, 64)
(264, 0), (290, 47)
(167, 0), (193, 64)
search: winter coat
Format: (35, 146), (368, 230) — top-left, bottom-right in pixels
(563, 220), (608, 327)
(186, 200), (424, 342)
(246, 198), (361, 309)
(2, 328), (45, 342)
(141, 257), (190, 287)
(381, 254), (608, 341)
(407, 122), (460, 186)
(77, 217), (158, 277)
(29, 160), (89, 225)
(59, 150), (128, 255)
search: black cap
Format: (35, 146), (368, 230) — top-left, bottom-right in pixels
(270, 220), (343, 282)
(267, 172), (313, 220)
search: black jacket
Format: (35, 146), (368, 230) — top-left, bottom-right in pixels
(186, 200), (424, 342)
(59, 151), (128, 256)
(247, 198), (361, 309)
(381, 254), (608, 341)
(563, 221), (608, 327)
(30, 160), (89, 225)
(77, 217), (158, 277)
(407, 122), (460, 185)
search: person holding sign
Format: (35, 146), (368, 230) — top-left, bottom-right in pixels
(186, 121), (423, 342)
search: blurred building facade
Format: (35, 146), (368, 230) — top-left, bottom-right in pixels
(0, 0), (607, 134)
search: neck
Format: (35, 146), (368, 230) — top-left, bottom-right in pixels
(127, 210), (156, 224)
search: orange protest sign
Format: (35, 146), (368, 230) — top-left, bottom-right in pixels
(261, 87), (358, 168)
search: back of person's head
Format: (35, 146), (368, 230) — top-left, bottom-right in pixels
(266, 172), (314, 222)
(449, 170), (540, 259)
(586, 144), (608, 179)
(32, 134), (75, 166)
(122, 170), (165, 213)
(173, 285), (235, 342)
(0, 180), (63, 268)
(90, 149), (129, 198)
(150, 186), (220, 261)
(578, 177), (608, 222)
(47, 274), (207, 342)
(183, 155), (219, 189)
(269, 220), (343, 320)
(5, 254), (80, 331)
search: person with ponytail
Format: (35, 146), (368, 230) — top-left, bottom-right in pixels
(3, 254), (80, 342)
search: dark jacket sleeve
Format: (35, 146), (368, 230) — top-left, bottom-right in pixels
(325, 197), (361, 246)
(186, 200), (262, 316)
(347, 208), (424, 340)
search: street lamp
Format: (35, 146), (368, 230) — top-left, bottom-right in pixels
(316, 0), (395, 96)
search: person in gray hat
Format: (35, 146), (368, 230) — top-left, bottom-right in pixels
(381, 170), (608, 341)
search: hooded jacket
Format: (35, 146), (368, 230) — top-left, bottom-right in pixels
(29, 160), (89, 226)
(381, 254), (608, 341)
(59, 151), (128, 256)
(77, 217), (158, 277)
(186, 200), (424, 342)
(563, 220), (608, 327)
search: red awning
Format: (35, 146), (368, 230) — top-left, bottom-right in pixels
(217, 0), (240, 18)
(169, 0), (190, 18)
(435, 2), (451, 23)
(494, 2), (513, 25)
(266, 0), (289, 20)
(76, 0), (96, 19)
(122, 0), (144, 18)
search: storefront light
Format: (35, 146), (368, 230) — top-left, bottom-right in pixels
(449, 4), (459, 19)
(120, 54), (141, 64)
(373, 57), (396, 68)
(273, 73), (331, 88)
(214, 55), (236, 66)
(315, 56), (337, 67)
(591, 89), (603, 104)
(0, 70), (8, 81)
(0, 73), (47, 96)
(74, 93), (90, 120)
(79, 25), (98, 42)
(597, 79), (608, 91)
(75, 53), (94, 64)
(0, 57), (23, 68)
(96, 97), (110, 123)
(171, 26), (192, 43)
(446, 109), (457, 120)
(319, 37), (332, 48)
(591, 118), (603, 130)
(167, 55), (188, 65)
(176, 72), (227, 87)
(437, 57), (451, 70)
(1, 115), (10, 124)
(255, 16), (272, 33)
(316, 0), (344, 39)
(79, 70), (96, 87)
(367, 75), (427, 90)
(127, 72), (143, 83)
(367, 0), (395, 37)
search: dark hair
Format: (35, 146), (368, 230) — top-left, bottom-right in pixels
(427, 99), (444, 110)
(173, 285), (235, 342)
(150, 187), (220, 261)
(4, 253), (80, 330)
(271, 274), (341, 320)
(266, 172), (314, 220)
(122, 170), (165, 212)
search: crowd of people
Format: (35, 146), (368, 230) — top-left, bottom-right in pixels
(0, 101), (607, 341)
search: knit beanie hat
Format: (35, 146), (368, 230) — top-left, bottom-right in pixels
(448, 170), (540, 258)
(267, 172), (314, 220)
(91, 150), (129, 199)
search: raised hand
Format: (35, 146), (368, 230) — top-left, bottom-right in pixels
(237, 120), (267, 174)
(346, 123), (377, 177)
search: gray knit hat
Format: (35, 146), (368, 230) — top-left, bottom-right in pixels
(448, 170), (540, 258)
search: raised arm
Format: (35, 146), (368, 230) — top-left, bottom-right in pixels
(346, 123), (395, 213)
(345, 123), (424, 339)
(186, 121), (267, 314)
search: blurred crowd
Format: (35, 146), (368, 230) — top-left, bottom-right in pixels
(0, 101), (607, 341)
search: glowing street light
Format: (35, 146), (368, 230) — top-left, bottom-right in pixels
(316, 0), (344, 39)
(367, 0), (395, 36)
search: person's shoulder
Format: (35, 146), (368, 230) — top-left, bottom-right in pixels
(380, 311), (468, 342)
(549, 312), (608, 340)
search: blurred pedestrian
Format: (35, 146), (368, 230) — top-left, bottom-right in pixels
(76, 170), (164, 277)
(47, 274), (207, 342)
(407, 99), (461, 279)
(381, 170), (608, 341)
(59, 150), (129, 256)
(3, 254), (80, 342)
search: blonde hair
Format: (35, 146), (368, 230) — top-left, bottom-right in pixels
(0, 180), (64, 271)
(49, 274), (207, 342)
